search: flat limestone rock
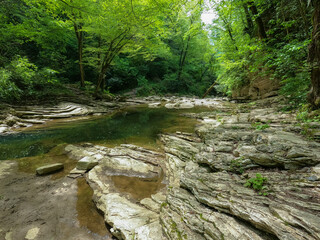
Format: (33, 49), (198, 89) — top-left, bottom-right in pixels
(66, 143), (163, 179)
(148, 102), (162, 108)
(36, 163), (64, 176)
(99, 193), (165, 240)
(76, 156), (98, 171)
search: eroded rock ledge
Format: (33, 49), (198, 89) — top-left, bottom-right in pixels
(160, 99), (320, 240)
(65, 143), (167, 239)
(65, 97), (320, 240)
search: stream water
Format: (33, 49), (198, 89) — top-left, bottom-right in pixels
(0, 106), (200, 160)
(0, 106), (206, 238)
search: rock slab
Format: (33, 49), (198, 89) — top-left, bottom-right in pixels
(36, 163), (64, 176)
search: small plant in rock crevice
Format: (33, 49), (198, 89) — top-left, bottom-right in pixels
(229, 158), (245, 174)
(244, 173), (269, 196)
(251, 122), (270, 131)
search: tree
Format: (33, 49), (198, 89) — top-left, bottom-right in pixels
(85, 0), (180, 93)
(38, 0), (91, 87)
(308, 0), (320, 108)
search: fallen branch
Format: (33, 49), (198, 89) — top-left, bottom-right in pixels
(202, 82), (217, 98)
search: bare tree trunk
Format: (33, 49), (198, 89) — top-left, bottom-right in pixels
(74, 23), (85, 88)
(308, 0), (320, 108)
(202, 82), (216, 98)
(248, 1), (267, 39)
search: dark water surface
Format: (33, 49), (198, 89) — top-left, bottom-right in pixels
(0, 106), (200, 160)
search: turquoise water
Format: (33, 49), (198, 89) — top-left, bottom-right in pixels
(0, 107), (199, 160)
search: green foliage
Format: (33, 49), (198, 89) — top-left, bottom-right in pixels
(0, 56), (63, 102)
(244, 173), (269, 196)
(0, 69), (22, 100)
(252, 122), (270, 130)
(271, 40), (310, 106)
(229, 158), (245, 174)
(210, 0), (312, 106)
(136, 76), (154, 96)
(0, 0), (313, 101)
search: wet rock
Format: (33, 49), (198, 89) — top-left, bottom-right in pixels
(87, 148), (166, 240)
(5, 115), (18, 127)
(36, 163), (64, 175)
(0, 126), (7, 133)
(68, 143), (167, 239)
(179, 102), (194, 108)
(76, 156), (98, 171)
(148, 102), (162, 108)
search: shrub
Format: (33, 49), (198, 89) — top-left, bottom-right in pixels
(0, 56), (61, 102)
(0, 69), (22, 100)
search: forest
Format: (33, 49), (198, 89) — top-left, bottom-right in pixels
(0, 0), (320, 109)
(2, 1), (320, 240)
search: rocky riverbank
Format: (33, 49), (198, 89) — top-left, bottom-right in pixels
(0, 96), (225, 134)
(1, 96), (320, 240)
(61, 96), (320, 240)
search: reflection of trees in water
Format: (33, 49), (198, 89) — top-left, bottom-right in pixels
(0, 108), (176, 160)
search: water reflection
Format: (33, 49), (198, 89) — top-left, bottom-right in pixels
(0, 107), (199, 160)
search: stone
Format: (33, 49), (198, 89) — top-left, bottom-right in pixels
(148, 102), (162, 108)
(179, 102), (194, 109)
(36, 163), (63, 175)
(98, 193), (162, 239)
(66, 144), (163, 179)
(0, 126), (7, 133)
(140, 198), (161, 213)
(5, 232), (12, 240)
(5, 115), (18, 127)
(161, 188), (266, 240)
(306, 175), (319, 181)
(76, 156), (98, 171)
(25, 227), (40, 240)
(312, 164), (320, 174)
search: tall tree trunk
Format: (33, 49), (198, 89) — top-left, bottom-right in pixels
(308, 0), (320, 108)
(74, 23), (85, 88)
(243, 3), (254, 38)
(177, 35), (191, 82)
(297, 0), (310, 37)
(248, 1), (267, 39)
(96, 65), (108, 93)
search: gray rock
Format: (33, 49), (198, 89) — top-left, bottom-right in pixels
(25, 227), (40, 240)
(36, 163), (64, 175)
(306, 175), (319, 181)
(76, 156), (98, 171)
(148, 102), (162, 108)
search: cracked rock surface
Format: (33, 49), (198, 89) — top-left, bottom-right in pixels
(64, 96), (320, 240)
(160, 97), (320, 240)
